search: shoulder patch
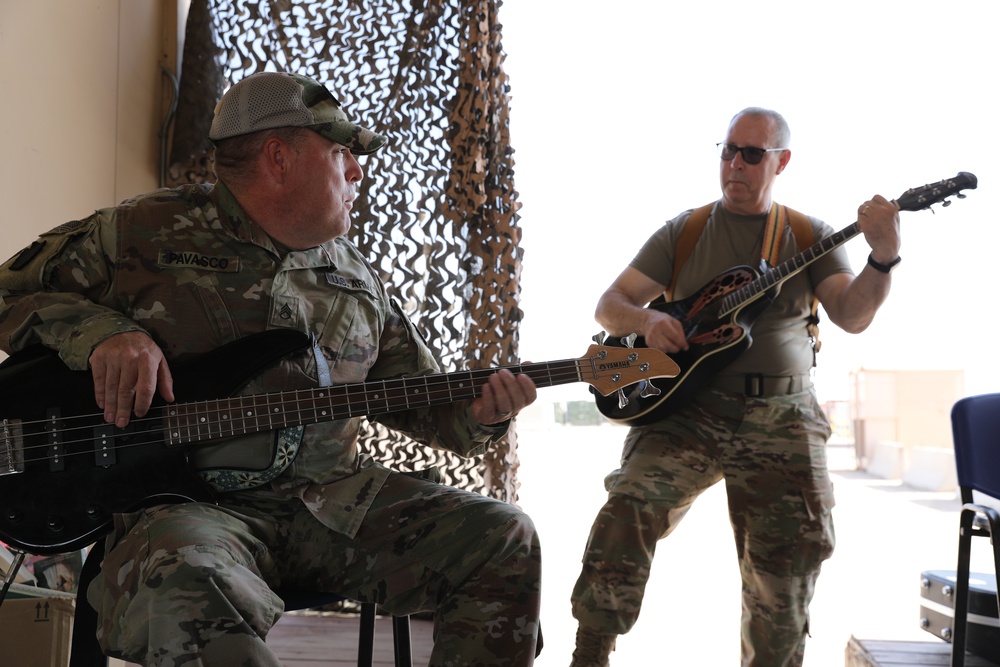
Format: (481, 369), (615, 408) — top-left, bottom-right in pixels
(0, 221), (92, 293)
(42, 219), (89, 236)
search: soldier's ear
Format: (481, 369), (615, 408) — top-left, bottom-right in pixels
(261, 136), (293, 183)
(775, 149), (791, 175)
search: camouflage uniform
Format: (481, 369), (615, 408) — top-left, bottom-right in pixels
(0, 182), (540, 666)
(571, 203), (850, 667)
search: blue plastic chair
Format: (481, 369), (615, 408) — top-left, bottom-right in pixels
(949, 393), (1000, 667)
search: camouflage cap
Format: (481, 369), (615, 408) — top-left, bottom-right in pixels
(208, 71), (386, 154)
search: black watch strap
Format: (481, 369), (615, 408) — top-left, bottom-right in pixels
(867, 252), (901, 273)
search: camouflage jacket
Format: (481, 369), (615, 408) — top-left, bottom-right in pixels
(0, 182), (506, 537)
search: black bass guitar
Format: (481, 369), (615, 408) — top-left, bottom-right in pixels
(593, 171), (977, 426)
(0, 329), (679, 554)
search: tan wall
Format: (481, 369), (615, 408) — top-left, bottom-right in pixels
(851, 368), (965, 450)
(0, 0), (179, 266)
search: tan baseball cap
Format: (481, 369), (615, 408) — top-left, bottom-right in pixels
(209, 71), (386, 154)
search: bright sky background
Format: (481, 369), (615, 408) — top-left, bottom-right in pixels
(499, 0), (998, 406)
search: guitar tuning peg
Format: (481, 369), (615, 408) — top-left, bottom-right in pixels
(620, 333), (638, 348)
(639, 380), (662, 400)
(942, 200), (952, 207)
(957, 193), (966, 199)
(617, 388), (629, 410)
(592, 331), (607, 344)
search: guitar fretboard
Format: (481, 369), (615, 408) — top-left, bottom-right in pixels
(719, 222), (860, 316)
(162, 359), (588, 445)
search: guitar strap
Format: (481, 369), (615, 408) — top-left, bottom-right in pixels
(664, 204), (713, 302)
(761, 203), (786, 268)
(665, 201), (822, 362)
(783, 205), (823, 363)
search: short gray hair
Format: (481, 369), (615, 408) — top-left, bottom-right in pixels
(730, 107), (791, 149)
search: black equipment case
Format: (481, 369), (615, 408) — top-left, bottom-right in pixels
(920, 569), (1000, 663)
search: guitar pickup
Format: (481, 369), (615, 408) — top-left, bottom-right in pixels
(45, 409), (66, 472)
(93, 424), (118, 468)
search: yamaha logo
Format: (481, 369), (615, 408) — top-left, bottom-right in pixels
(599, 361), (630, 370)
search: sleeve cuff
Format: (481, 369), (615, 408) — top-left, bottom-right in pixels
(59, 314), (147, 370)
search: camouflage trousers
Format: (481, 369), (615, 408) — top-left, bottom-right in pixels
(87, 471), (541, 667)
(571, 387), (835, 667)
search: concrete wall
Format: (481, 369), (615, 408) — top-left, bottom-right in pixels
(851, 368), (965, 490)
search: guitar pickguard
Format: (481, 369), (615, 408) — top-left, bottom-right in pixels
(685, 268), (756, 318)
(689, 324), (743, 346)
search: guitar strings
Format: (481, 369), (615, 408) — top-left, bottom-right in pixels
(2, 360), (601, 467)
(678, 227), (856, 333)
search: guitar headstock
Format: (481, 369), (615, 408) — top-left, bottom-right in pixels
(895, 172), (977, 212)
(583, 344), (681, 397)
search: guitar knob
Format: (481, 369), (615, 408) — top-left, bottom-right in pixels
(592, 331), (607, 344)
(620, 333), (637, 348)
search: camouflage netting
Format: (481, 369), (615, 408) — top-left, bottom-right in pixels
(166, 0), (524, 503)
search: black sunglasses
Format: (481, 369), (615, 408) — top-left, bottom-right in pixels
(716, 142), (786, 165)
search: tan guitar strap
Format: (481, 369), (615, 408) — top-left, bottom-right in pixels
(665, 201), (822, 361)
(665, 203), (713, 302)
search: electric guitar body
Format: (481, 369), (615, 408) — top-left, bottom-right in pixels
(0, 329), (311, 554)
(0, 330), (680, 554)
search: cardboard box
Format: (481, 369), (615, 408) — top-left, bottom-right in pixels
(23, 551), (85, 594)
(0, 595), (75, 667)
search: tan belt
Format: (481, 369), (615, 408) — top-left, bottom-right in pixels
(709, 373), (812, 397)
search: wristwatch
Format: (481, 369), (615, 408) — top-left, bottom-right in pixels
(867, 252), (901, 273)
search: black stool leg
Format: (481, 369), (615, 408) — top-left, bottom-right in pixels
(70, 542), (108, 667)
(358, 602), (376, 667)
(392, 615), (411, 667)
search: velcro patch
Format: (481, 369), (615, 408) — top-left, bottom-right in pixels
(8, 240), (47, 271)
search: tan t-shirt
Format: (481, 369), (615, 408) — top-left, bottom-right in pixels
(630, 201), (853, 377)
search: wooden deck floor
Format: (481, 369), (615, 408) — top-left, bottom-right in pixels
(105, 609), (433, 667)
(845, 636), (999, 666)
(266, 610), (433, 667)
(110, 611), (431, 667)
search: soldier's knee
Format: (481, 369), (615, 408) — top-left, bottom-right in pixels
(469, 504), (540, 584)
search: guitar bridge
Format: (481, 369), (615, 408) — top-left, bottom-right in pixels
(0, 418), (25, 476)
